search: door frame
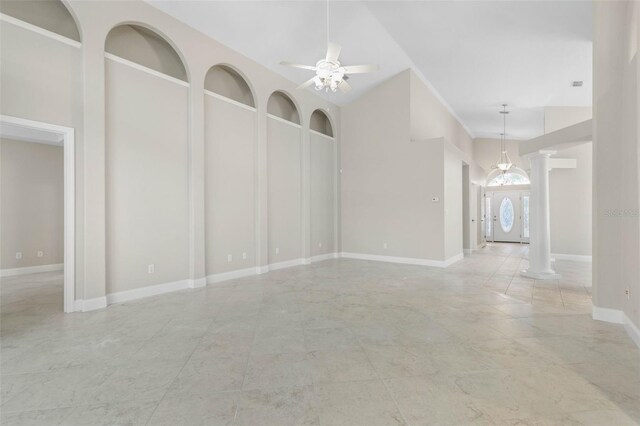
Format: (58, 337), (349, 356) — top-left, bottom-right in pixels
(1, 115), (75, 313)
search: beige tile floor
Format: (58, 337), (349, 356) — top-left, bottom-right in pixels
(1, 243), (639, 425)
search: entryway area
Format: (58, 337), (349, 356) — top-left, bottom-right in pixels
(485, 189), (530, 243)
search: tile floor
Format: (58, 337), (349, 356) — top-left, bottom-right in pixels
(1, 244), (639, 425)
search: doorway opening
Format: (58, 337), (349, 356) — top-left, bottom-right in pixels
(0, 115), (75, 312)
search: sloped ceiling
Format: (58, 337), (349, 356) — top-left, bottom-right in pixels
(148, 1), (592, 140)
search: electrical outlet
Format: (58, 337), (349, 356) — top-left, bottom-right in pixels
(383, 243), (388, 249)
(37, 251), (44, 258)
(227, 254), (233, 263)
(147, 264), (155, 274)
(242, 252), (247, 260)
(275, 247), (280, 255)
(15, 252), (22, 260)
(625, 287), (630, 299)
(318, 242), (322, 248)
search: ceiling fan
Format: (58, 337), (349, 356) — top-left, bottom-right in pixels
(281, 42), (378, 93)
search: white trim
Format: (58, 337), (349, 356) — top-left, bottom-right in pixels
(0, 13), (81, 49)
(551, 253), (592, 262)
(74, 297), (107, 312)
(189, 278), (206, 289)
(266, 113), (302, 128)
(309, 129), (335, 140)
(309, 252), (339, 263)
(207, 267), (258, 285)
(268, 258), (305, 271)
(106, 279), (191, 305)
(593, 306), (640, 349)
(339, 252), (463, 268)
(463, 248), (473, 255)
(592, 306), (625, 323)
(0, 263), (63, 277)
(204, 90), (257, 112)
(104, 53), (190, 88)
(256, 265), (269, 274)
(1, 115), (75, 313)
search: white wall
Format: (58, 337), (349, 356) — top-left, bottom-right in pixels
(105, 59), (190, 294)
(1, 0), (340, 306)
(444, 145), (463, 259)
(550, 143), (592, 257)
(205, 94), (256, 275)
(341, 70), (473, 263)
(593, 0), (640, 330)
(267, 117), (302, 264)
(1, 139), (64, 270)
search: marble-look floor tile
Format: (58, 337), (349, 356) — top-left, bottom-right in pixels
(2, 244), (639, 425)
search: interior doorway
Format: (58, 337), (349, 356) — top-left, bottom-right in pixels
(485, 189), (529, 243)
(0, 115), (75, 312)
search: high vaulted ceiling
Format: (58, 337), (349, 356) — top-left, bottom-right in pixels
(148, 1), (592, 140)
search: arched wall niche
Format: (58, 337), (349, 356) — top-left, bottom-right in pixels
(267, 91), (300, 125)
(105, 24), (188, 82)
(310, 109), (334, 137)
(0, 0), (81, 41)
(205, 64), (255, 108)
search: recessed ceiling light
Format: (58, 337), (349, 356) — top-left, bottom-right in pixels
(572, 81), (583, 87)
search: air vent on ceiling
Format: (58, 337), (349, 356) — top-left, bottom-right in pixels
(572, 81), (583, 87)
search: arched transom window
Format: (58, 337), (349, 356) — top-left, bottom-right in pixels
(488, 168), (530, 187)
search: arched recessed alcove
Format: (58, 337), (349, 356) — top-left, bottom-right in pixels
(205, 65), (255, 108)
(105, 24), (187, 82)
(267, 91), (300, 125)
(0, 0), (81, 41)
(310, 109), (334, 137)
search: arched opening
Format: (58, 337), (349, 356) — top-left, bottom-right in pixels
(205, 65), (255, 108)
(310, 109), (334, 137)
(105, 24), (187, 82)
(267, 91), (300, 125)
(0, 0), (80, 41)
(104, 22), (190, 296)
(203, 65), (257, 277)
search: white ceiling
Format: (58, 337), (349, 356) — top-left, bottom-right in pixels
(148, 1), (592, 140)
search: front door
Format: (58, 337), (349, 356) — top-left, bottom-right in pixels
(492, 191), (521, 242)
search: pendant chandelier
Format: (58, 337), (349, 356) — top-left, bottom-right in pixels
(495, 104), (513, 172)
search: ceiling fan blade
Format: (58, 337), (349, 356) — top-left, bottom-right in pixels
(280, 61), (316, 70)
(342, 64), (379, 74)
(296, 77), (316, 90)
(325, 42), (342, 63)
(338, 79), (352, 93)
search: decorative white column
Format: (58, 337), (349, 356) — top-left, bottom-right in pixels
(522, 150), (561, 280)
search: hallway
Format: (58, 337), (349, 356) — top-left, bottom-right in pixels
(1, 244), (638, 425)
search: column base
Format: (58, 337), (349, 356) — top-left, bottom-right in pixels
(520, 269), (562, 280)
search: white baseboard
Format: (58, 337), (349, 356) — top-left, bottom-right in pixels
(463, 249), (473, 255)
(106, 279), (191, 305)
(268, 258), (305, 271)
(309, 252), (339, 263)
(189, 278), (207, 289)
(1, 263), (63, 277)
(207, 266), (258, 285)
(340, 252), (463, 268)
(551, 253), (592, 262)
(593, 306), (640, 348)
(74, 296), (107, 312)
